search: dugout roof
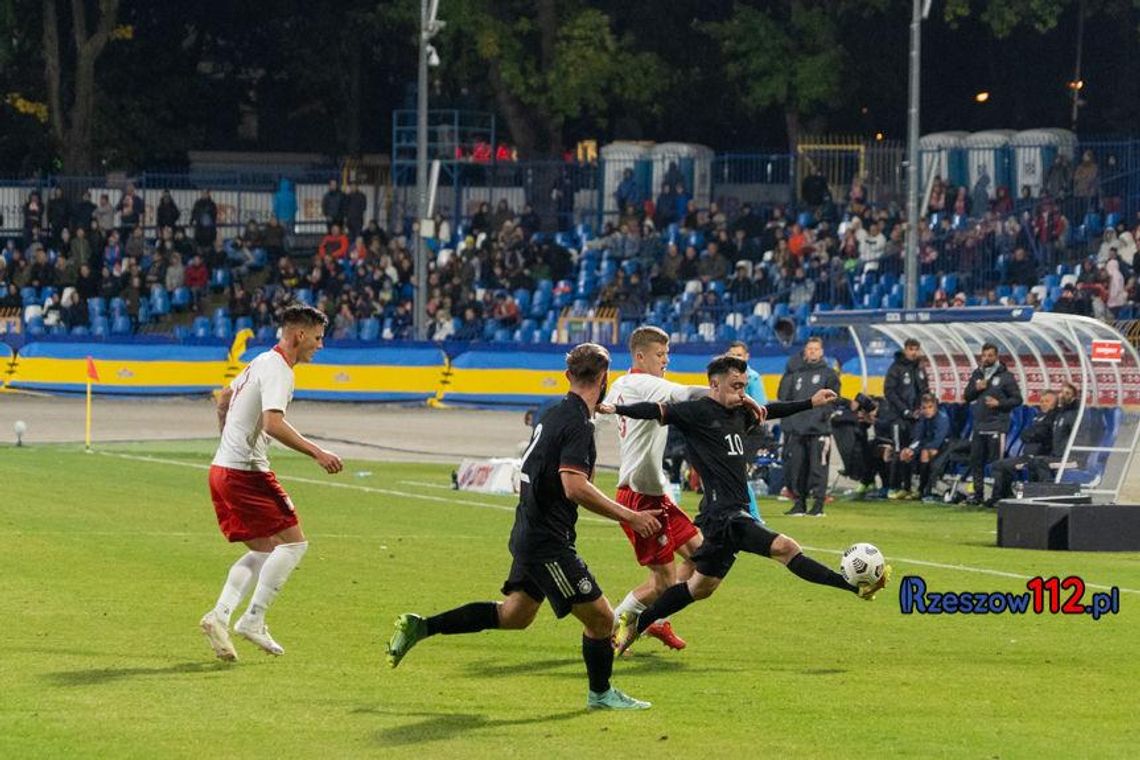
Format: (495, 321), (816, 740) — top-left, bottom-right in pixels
(809, 307), (1140, 504)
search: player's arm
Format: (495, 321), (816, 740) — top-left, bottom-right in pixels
(763, 388), (838, 419)
(964, 371), (983, 402)
(262, 410), (343, 474)
(560, 470), (661, 537)
(215, 387), (233, 432)
(597, 401), (665, 421)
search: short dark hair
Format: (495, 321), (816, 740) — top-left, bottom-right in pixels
(904, 338), (921, 349)
(981, 342), (998, 354)
(629, 325), (669, 354)
(921, 393), (938, 406)
(805, 337), (824, 348)
(566, 343), (611, 383)
(281, 304), (328, 329)
(707, 354), (747, 379)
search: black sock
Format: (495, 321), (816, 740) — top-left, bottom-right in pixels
(582, 634), (613, 694)
(425, 602), (500, 636)
(637, 582), (694, 633)
(918, 461), (931, 495)
(787, 553), (857, 593)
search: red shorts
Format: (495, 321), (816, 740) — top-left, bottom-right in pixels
(209, 465), (298, 542)
(616, 486), (700, 566)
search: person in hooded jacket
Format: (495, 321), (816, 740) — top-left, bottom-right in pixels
(986, 384), (1079, 506)
(777, 337), (841, 516)
(963, 342), (1024, 506)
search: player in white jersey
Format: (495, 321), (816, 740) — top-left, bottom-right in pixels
(603, 326), (708, 651)
(199, 304), (343, 661)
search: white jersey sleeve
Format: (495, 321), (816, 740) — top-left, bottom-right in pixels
(212, 348), (295, 472)
(607, 373), (705, 495)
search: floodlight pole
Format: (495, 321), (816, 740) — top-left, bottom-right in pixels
(904, 0), (927, 310)
(413, 0), (431, 340)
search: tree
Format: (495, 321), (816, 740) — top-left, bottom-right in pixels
(440, 0), (668, 157)
(41, 0), (122, 173)
(702, 2), (851, 150)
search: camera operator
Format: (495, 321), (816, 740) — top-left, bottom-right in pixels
(831, 393), (879, 498)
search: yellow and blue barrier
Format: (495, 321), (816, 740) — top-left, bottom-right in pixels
(1, 339), (890, 404)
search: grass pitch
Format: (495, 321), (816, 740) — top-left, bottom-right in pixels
(2, 440), (1138, 758)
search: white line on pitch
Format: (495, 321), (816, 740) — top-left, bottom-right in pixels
(803, 545), (1140, 595)
(97, 451), (1140, 594)
(98, 451), (607, 524)
(398, 479), (514, 497)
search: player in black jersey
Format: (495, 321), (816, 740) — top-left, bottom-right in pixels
(385, 343), (662, 710)
(599, 354), (891, 656)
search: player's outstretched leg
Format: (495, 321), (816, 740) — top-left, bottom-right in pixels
(388, 598), (518, 669)
(762, 531), (892, 601)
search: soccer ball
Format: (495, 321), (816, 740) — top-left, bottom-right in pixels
(840, 543), (885, 586)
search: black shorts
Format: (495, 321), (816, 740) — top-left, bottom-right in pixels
(690, 511), (779, 579)
(501, 551), (602, 619)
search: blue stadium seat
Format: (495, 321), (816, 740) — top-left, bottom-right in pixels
(171, 286), (191, 311)
(21, 287), (38, 306)
(172, 325), (191, 341)
(109, 297), (126, 316)
(137, 300), (151, 324)
(69, 325), (89, 336)
(256, 326), (276, 341)
(211, 268), (231, 290)
(49, 323), (67, 336)
(150, 289), (170, 316)
(493, 328), (512, 342)
(40, 286), (57, 302)
(234, 316), (254, 333)
(213, 320), (233, 340)
(193, 320), (210, 339)
(1105, 212), (1121, 229)
(111, 315), (132, 335)
(295, 288), (313, 306)
(87, 297), (106, 317)
(212, 306), (229, 321)
(359, 317), (381, 341)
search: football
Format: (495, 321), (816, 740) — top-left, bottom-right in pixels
(840, 542), (885, 586)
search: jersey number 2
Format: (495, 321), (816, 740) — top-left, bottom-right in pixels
(521, 424), (543, 468)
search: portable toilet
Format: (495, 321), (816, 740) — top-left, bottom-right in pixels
(1010, 128), (1078, 198)
(919, 131), (968, 189)
(648, 142), (715, 211)
(600, 141), (653, 218)
(963, 130), (1016, 199)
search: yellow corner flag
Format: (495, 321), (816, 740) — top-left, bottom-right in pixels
(84, 356), (100, 451)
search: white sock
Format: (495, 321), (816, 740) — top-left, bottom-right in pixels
(213, 551), (270, 625)
(241, 542), (308, 625)
(614, 591), (647, 619)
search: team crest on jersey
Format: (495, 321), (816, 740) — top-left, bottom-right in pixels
(812, 374), (820, 384)
(991, 377), (1001, 387)
(903, 374), (911, 384)
(577, 578), (593, 594)
(919, 370), (926, 380)
(795, 377), (803, 391)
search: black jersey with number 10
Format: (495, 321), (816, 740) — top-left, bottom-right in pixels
(664, 397), (759, 518)
(508, 392), (596, 562)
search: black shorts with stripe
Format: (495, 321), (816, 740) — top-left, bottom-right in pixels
(501, 551), (602, 618)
